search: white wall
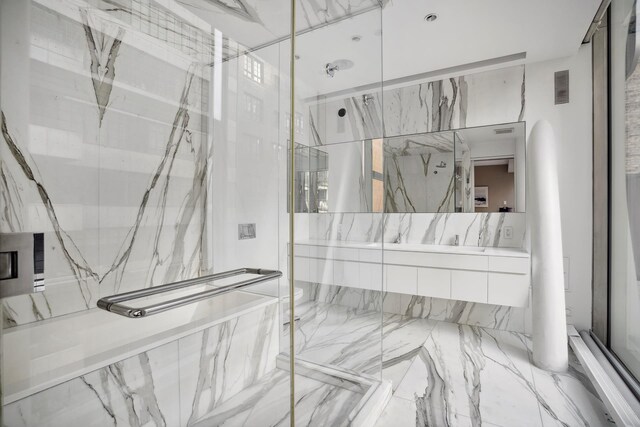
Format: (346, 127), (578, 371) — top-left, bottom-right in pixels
(524, 45), (593, 330)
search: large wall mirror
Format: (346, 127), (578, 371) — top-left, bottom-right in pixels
(292, 121), (525, 213)
(384, 121), (526, 213)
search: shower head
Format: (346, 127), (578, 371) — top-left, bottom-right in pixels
(325, 59), (354, 77)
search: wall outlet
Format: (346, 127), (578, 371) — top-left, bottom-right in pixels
(503, 226), (513, 239)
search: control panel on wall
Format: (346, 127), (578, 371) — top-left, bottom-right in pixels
(0, 232), (45, 298)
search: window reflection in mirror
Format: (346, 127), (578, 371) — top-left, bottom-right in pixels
(293, 144), (329, 213)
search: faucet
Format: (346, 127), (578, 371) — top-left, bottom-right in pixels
(454, 235), (460, 246)
(394, 232), (402, 244)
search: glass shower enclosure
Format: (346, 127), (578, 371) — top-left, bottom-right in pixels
(0, 0), (385, 425)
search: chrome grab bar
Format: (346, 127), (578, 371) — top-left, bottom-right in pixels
(97, 268), (282, 318)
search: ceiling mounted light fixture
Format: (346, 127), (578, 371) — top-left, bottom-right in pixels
(351, 35), (361, 42)
(424, 13), (438, 22)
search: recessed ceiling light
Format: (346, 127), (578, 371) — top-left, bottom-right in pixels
(424, 13), (438, 22)
(351, 35), (361, 42)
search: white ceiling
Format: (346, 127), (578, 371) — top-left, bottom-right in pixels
(175, 0), (602, 98)
(297, 0), (601, 97)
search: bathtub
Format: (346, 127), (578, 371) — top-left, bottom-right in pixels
(2, 284), (278, 405)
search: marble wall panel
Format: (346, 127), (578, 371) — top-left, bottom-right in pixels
(2, 302), (279, 426)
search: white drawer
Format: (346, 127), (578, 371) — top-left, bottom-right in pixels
(334, 260), (361, 288)
(294, 256), (310, 282)
(359, 262), (383, 291)
(488, 273), (530, 307)
(359, 248), (383, 263)
(332, 247), (360, 261)
(309, 259), (333, 285)
(417, 268), (450, 299)
(385, 265), (417, 295)
(293, 245), (311, 257)
(385, 251), (488, 271)
(451, 270), (488, 303)
(488, 256), (530, 274)
(309, 245), (329, 258)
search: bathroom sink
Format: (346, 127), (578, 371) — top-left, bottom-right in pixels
(383, 243), (486, 254)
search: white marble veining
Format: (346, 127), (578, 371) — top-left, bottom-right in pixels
(1, 0), (210, 327)
(190, 368), (363, 427)
(306, 212), (526, 249)
(308, 92), (384, 146)
(307, 65), (524, 148)
(304, 281), (528, 333)
(376, 322), (612, 427)
(3, 296), (281, 426)
(290, 301), (437, 390)
(383, 66), (525, 140)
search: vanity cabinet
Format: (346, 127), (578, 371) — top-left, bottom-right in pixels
(451, 270), (488, 303)
(293, 242), (530, 308)
(417, 268), (450, 299)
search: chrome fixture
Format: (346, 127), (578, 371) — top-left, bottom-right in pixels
(454, 235), (460, 246)
(0, 232), (45, 298)
(98, 268), (282, 318)
(326, 62), (339, 77)
(494, 127), (514, 135)
(424, 13), (438, 22)
(436, 160), (447, 168)
(362, 94), (374, 106)
(325, 59), (354, 77)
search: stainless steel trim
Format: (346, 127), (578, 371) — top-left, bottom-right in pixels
(584, 0), (611, 43)
(590, 330), (640, 403)
(592, 13), (610, 343)
(97, 268), (282, 318)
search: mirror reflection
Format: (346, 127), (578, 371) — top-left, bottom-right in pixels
(384, 132), (455, 213)
(455, 122), (526, 213)
(294, 140), (384, 213)
(293, 121), (525, 213)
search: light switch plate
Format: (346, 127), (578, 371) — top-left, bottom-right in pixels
(503, 226), (513, 239)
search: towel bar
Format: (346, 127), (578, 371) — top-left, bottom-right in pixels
(97, 268), (282, 318)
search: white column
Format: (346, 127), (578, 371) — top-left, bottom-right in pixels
(527, 120), (568, 372)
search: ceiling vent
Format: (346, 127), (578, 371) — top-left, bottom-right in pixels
(494, 127), (514, 135)
(555, 70), (570, 104)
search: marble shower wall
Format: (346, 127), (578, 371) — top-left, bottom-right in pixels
(0, 1), (211, 327)
(308, 65), (525, 146)
(2, 301), (280, 426)
(308, 212), (526, 249)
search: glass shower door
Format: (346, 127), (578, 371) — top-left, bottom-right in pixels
(290, 1), (387, 424)
(610, 0), (640, 384)
(0, 0), (294, 425)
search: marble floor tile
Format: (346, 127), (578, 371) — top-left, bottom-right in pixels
(531, 350), (614, 427)
(191, 368), (362, 427)
(375, 396), (475, 427)
(380, 321), (613, 427)
(292, 301), (437, 388)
